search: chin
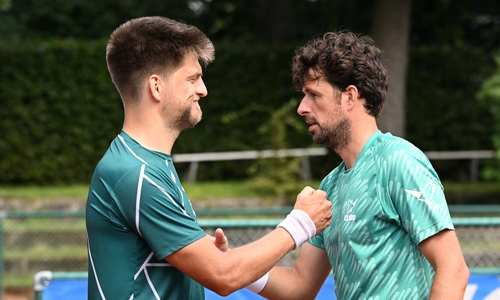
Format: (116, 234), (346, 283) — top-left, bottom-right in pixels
(190, 116), (202, 128)
(194, 113), (202, 124)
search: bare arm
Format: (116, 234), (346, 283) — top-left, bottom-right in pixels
(210, 228), (229, 252)
(166, 187), (332, 296)
(168, 226), (294, 296)
(419, 229), (469, 300)
(259, 242), (332, 300)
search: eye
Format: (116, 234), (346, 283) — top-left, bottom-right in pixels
(189, 75), (202, 84)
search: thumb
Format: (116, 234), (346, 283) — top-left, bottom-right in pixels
(215, 228), (226, 243)
(214, 228), (229, 252)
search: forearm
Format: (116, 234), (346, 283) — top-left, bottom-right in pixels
(209, 227), (296, 295)
(257, 243), (331, 300)
(169, 187), (332, 296)
(428, 266), (469, 300)
(259, 266), (311, 300)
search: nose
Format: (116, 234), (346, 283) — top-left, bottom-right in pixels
(297, 97), (309, 116)
(197, 78), (208, 97)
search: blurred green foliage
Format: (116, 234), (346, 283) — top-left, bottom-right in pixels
(0, 0), (499, 184)
(0, 39), (122, 184)
(245, 98), (309, 204)
(477, 48), (500, 180)
(406, 44), (495, 180)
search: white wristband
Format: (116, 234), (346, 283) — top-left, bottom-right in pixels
(277, 209), (316, 249)
(246, 272), (269, 293)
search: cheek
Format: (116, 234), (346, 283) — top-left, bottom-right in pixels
(319, 108), (342, 125)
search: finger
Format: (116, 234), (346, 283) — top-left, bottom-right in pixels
(301, 186), (316, 196)
(215, 228), (227, 243)
(314, 189), (327, 197)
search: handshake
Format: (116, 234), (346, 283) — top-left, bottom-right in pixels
(212, 186), (332, 251)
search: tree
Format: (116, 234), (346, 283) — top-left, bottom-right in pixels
(372, 0), (412, 137)
(0, 0), (10, 10)
(477, 49), (500, 180)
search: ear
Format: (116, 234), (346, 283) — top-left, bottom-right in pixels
(148, 75), (163, 101)
(344, 85), (359, 110)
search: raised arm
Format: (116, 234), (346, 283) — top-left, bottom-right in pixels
(166, 187), (332, 296)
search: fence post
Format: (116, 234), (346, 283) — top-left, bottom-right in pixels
(186, 161), (199, 183)
(300, 157), (312, 181)
(470, 158), (479, 183)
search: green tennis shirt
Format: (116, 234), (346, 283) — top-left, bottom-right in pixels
(86, 131), (206, 299)
(310, 131), (455, 300)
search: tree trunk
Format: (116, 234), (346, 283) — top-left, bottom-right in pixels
(372, 0), (412, 137)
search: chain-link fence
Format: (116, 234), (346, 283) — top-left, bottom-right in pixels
(1, 206), (500, 289)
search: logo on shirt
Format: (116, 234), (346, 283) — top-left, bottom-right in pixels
(344, 198), (359, 222)
(404, 180), (439, 208)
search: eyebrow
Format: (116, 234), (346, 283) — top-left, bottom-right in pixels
(188, 72), (203, 80)
(302, 86), (318, 94)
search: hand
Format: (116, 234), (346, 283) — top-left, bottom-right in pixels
(293, 186), (332, 234)
(210, 228), (229, 252)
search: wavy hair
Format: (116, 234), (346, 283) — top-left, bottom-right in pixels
(292, 31), (388, 118)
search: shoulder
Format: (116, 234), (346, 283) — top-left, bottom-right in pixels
(370, 132), (429, 165)
(93, 140), (145, 183)
(318, 162), (345, 192)
(93, 135), (176, 191)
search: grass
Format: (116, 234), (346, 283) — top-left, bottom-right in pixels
(4, 218), (86, 230)
(0, 184), (90, 200)
(0, 180), (323, 202)
(0, 181), (262, 201)
(182, 180), (261, 200)
(442, 181), (500, 194)
(5, 244), (87, 259)
(0, 180), (499, 202)
(0, 182), (258, 201)
(4, 276), (37, 289)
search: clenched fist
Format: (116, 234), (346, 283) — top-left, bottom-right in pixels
(293, 186), (332, 235)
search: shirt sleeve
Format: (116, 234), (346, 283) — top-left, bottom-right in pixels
(380, 146), (455, 245)
(111, 164), (206, 260)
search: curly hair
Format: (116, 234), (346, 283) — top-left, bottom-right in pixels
(106, 16), (215, 101)
(292, 31), (388, 118)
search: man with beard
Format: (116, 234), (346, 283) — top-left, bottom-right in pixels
(249, 31), (470, 299)
(85, 16), (333, 300)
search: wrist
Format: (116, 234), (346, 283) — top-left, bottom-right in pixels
(277, 209), (316, 249)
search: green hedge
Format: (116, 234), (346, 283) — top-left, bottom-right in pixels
(0, 39), (313, 184)
(0, 39), (495, 184)
(0, 39), (123, 184)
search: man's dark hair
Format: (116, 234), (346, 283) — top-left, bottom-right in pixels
(292, 31), (388, 118)
(106, 16), (214, 101)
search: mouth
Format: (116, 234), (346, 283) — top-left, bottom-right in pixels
(308, 124), (318, 133)
(305, 118), (318, 132)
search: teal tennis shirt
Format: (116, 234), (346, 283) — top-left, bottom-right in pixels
(86, 131), (206, 299)
(310, 131), (455, 299)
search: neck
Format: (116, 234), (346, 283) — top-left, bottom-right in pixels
(337, 119), (378, 169)
(122, 109), (179, 155)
